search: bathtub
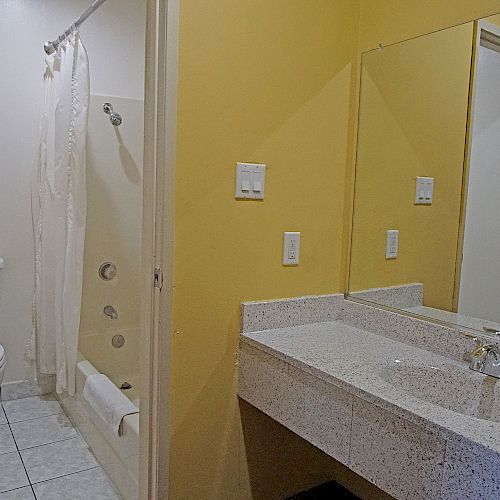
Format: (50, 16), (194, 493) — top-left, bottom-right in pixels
(58, 354), (139, 500)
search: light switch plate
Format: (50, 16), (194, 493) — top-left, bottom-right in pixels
(386, 230), (399, 259)
(415, 177), (434, 205)
(283, 232), (300, 265)
(235, 163), (266, 200)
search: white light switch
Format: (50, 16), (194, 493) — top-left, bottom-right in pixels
(235, 163), (266, 199)
(415, 177), (434, 205)
(283, 232), (300, 265)
(241, 175), (250, 192)
(386, 230), (399, 259)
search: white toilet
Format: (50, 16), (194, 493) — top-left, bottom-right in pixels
(0, 344), (5, 388)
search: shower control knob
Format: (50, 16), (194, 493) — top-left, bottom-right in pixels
(99, 262), (117, 281)
(112, 335), (125, 348)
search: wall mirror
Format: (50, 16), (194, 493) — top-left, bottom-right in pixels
(348, 13), (500, 336)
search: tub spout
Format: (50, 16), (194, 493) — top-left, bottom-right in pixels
(103, 305), (118, 320)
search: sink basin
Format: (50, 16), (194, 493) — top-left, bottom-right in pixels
(380, 360), (500, 422)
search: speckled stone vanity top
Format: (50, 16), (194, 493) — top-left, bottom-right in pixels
(239, 295), (500, 499)
(241, 319), (500, 454)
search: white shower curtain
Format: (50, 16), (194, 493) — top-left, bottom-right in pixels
(31, 31), (90, 395)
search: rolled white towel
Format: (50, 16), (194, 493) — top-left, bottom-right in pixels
(83, 373), (138, 436)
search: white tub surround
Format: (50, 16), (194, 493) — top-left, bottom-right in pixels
(239, 295), (500, 500)
(58, 357), (139, 500)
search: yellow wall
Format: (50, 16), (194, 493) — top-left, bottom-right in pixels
(171, 1), (360, 498)
(349, 23), (473, 310)
(168, 1), (500, 499)
(486, 13), (500, 25)
(360, 0), (500, 51)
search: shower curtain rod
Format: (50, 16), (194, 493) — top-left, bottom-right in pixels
(43, 0), (107, 55)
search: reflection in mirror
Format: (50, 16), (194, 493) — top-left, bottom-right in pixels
(348, 14), (500, 335)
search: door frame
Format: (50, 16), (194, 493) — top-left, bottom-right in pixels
(453, 19), (500, 312)
(141, 0), (179, 498)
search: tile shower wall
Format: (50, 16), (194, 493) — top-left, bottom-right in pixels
(0, 0), (145, 386)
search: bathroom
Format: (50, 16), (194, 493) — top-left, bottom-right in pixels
(2, 1), (500, 499)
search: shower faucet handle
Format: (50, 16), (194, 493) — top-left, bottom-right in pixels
(104, 305), (118, 320)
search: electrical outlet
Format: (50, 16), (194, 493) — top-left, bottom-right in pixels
(283, 232), (300, 265)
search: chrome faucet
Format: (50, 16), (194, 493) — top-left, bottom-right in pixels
(103, 305), (118, 320)
(469, 337), (500, 379)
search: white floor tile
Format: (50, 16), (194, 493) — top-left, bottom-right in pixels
(20, 437), (98, 484)
(0, 425), (16, 455)
(1, 397), (121, 499)
(0, 452), (29, 493)
(2, 396), (63, 424)
(0, 487), (35, 499)
(33, 468), (120, 500)
(11, 414), (77, 450)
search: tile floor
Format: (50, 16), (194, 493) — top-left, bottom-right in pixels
(0, 395), (121, 499)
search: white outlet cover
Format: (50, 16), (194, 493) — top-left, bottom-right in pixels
(386, 230), (399, 259)
(283, 232), (300, 265)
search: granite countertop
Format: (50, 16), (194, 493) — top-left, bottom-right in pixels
(241, 320), (500, 454)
